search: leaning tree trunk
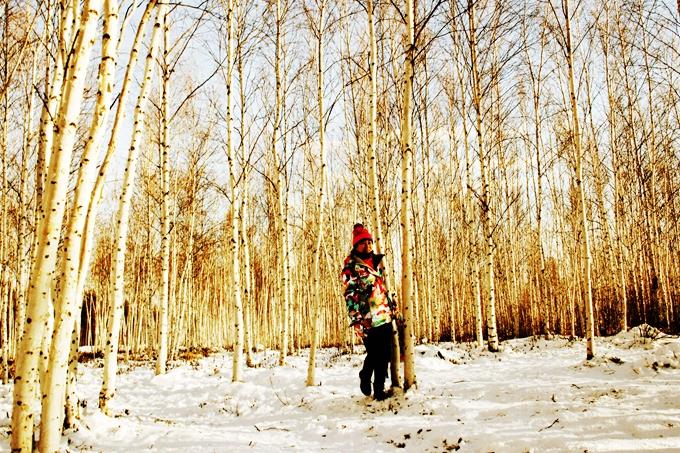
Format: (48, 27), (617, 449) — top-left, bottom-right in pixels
(97, 0), (158, 413)
(100, 0), (164, 412)
(400, 0), (417, 391)
(39, 0), (79, 420)
(10, 0), (101, 452)
(11, 1), (101, 450)
(38, 0), (118, 450)
(29, 2), (67, 383)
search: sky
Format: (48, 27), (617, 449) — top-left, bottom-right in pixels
(1, 325), (678, 452)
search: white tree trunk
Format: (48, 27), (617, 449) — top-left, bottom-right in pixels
(97, 0), (157, 413)
(1, 2), (9, 383)
(11, 0), (101, 450)
(37, 0), (78, 420)
(306, 0), (326, 387)
(14, 40), (38, 358)
(100, 0), (165, 412)
(468, 0), (498, 352)
(36, 1), (73, 203)
(1, 282), (8, 386)
(29, 2), (66, 383)
(401, 0), (417, 391)
(562, 0), (595, 359)
(156, 7), (171, 376)
(235, 11), (254, 368)
(366, 0), (402, 390)
(38, 0), (116, 449)
(64, 319), (81, 429)
(272, 0), (290, 368)
(601, 7), (628, 331)
(366, 0), (384, 253)
(220, 0), (245, 382)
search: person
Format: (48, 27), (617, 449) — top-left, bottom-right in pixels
(341, 223), (396, 401)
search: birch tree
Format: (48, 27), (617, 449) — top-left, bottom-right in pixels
(101, 0), (165, 410)
(522, 7), (550, 336)
(597, 3), (628, 332)
(39, 0), (120, 446)
(0, 0), (11, 386)
(10, 0), (103, 449)
(549, 0), (596, 359)
(363, 0), (402, 389)
(219, 0), (245, 382)
(449, 1), (483, 347)
(305, 0), (327, 387)
(156, 6), (171, 375)
(468, 0), (499, 352)
(400, 0), (417, 391)
(15, 39), (39, 369)
(268, 0), (292, 367)
(238, 3), (259, 368)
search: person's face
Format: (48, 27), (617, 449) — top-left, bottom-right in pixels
(356, 239), (373, 255)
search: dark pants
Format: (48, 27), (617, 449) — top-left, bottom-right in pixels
(361, 322), (393, 393)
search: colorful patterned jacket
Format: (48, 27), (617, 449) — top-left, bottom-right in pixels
(341, 252), (396, 337)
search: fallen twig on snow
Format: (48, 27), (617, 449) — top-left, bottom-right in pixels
(539, 418), (559, 432)
(254, 424), (290, 432)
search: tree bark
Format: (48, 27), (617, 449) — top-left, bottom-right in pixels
(235, 10), (254, 366)
(100, 0), (165, 412)
(599, 4), (628, 332)
(0, 0), (9, 385)
(14, 34), (39, 360)
(156, 7), (171, 376)
(401, 0), (417, 391)
(220, 0), (245, 382)
(306, 0), (326, 387)
(272, 0), (290, 368)
(468, 0), (499, 352)
(11, 0), (102, 450)
(562, 0), (595, 359)
(39, 0), (116, 448)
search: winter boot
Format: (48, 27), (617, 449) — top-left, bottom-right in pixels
(359, 369), (372, 396)
(373, 384), (388, 401)
(373, 389), (388, 401)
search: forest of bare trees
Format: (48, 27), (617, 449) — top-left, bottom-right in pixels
(0, 0), (678, 450)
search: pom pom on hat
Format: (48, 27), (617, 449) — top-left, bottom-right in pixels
(352, 223), (373, 248)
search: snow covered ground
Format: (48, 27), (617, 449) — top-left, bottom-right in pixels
(1, 326), (680, 452)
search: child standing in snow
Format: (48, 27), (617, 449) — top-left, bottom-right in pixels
(341, 223), (397, 401)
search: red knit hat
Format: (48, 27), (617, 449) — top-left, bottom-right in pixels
(352, 223), (373, 248)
